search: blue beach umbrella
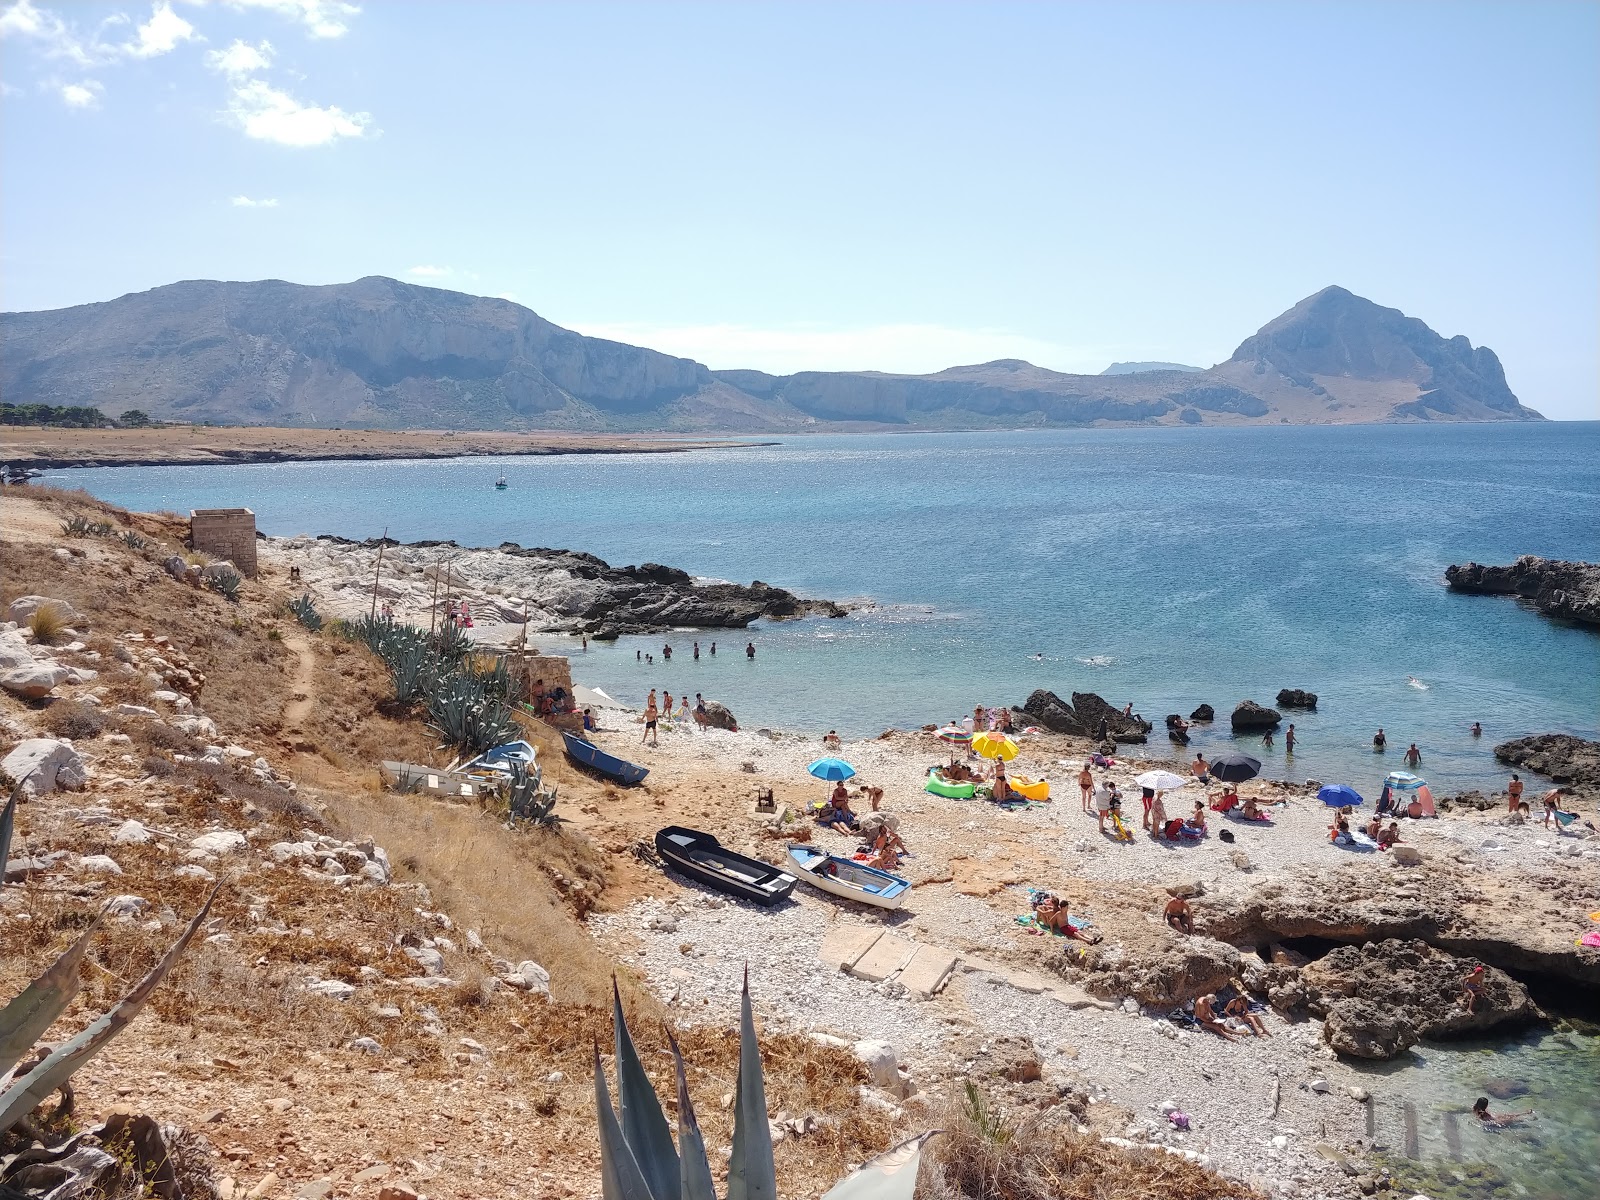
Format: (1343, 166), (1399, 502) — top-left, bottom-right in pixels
(807, 757), (858, 782)
(1318, 784), (1364, 808)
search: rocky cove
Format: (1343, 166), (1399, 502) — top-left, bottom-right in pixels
(263, 534), (849, 637)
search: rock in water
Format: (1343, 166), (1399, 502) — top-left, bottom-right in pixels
(1190, 703), (1215, 722)
(1231, 700), (1282, 732)
(1493, 733), (1600, 787)
(1016, 690), (1150, 742)
(1276, 688), (1318, 709)
(1445, 556), (1600, 627)
(1323, 999), (1419, 1060)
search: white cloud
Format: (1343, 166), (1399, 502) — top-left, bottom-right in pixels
(59, 79), (103, 108)
(183, 0), (359, 40)
(205, 37), (272, 75)
(406, 265), (451, 278)
(231, 194), (279, 206)
(124, 1), (196, 58)
(565, 321), (1113, 376)
(225, 77), (372, 145)
(0, 0), (99, 66)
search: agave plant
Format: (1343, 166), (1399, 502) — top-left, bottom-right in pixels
(432, 620), (474, 666)
(504, 759), (557, 826)
(207, 568), (242, 602)
(288, 593), (323, 633)
(119, 530), (149, 551)
(387, 637), (436, 704)
(598, 974), (937, 1200)
(59, 515), (93, 538)
(1, 884), (220, 1134)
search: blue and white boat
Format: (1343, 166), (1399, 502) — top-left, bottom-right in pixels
(785, 843), (910, 909)
(561, 731), (649, 786)
(461, 740), (538, 777)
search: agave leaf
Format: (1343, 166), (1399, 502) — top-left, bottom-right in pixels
(0, 776), (19, 874)
(613, 978), (680, 1200)
(726, 968), (776, 1200)
(0, 913), (102, 1075)
(667, 1027), (717, 1200)
(0, 883), (219, 1132)
(596, 1042), (664, 1200)
(820, 1131), (942, 1200)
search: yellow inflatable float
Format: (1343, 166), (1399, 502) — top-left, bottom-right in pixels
(1008, 774), (1051, 801)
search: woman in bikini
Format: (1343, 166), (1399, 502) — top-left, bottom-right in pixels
(1078, 764), (1095, 813)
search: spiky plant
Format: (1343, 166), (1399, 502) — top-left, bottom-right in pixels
(288, 593), (323, 633)
(387, 637), (435, 704)
(207, 568), (242, 602)
(505, 760), (557, 826)
(1, 885), (220, 1134)
(433, 621), (473, 666)
(26, 604), (68, 646)
(119, 530), (149, 551)
(59, 514), (93, 538)
(598, 975), (937, 1200)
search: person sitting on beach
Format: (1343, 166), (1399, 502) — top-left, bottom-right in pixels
(1035, 894), (1102, 943)
(1164, 895), (1194, 934)
(1187, 800), (1208, 833)
(823, 729), (841, 750)
(1240, 796), (1269, 821)
(1193, 994), (1238, 1041)
(1364, 814), (1383, 841)
(1211, 785), (1240, 813)
(1378, 821), (1401, 849)
(1471, 1097), (1533, 1127)
(819, 789), (858, 833)
(1224, 994), (1270, 1037)
(1329, 816), (1352, 845)
(1459, 965), (1487, 1014)
(582, 707), (597, 732)
(992, 759), (1011, 802)
(865, 825), (905, 869)
(1192, 752), (1209, 784)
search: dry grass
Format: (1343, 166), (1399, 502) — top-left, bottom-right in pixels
(27, 602), (69, 645)
(921, 1090), (1265, 1200)
(39, 698), (106, 740)
(299, 634), (437, 769)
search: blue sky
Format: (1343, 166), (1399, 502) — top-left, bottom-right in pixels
(2, 1), (1596, 419)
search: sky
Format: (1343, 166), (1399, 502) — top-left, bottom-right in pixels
(1, 1), (1596, 419)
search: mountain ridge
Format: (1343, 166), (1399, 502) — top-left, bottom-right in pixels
(0, 279), (1544, 430)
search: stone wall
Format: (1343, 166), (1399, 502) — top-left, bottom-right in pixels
(190, 508), (258, 578)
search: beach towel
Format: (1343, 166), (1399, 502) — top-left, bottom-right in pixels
(1579, 931), (1600, 949)
(1224, 810), (1274, 824)
(1332, 830), (1378, 852)
(1015, 912), (1094, 937)
(1554, 809), (1580, 828)
(1211, 793), (1241, 814)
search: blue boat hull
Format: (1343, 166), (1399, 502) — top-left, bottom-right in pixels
(562, 732), (649, 786)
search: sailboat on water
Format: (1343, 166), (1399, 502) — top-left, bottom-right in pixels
(494, 474), (508, 490)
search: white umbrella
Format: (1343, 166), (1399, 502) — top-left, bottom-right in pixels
(1135, 770), (1189, 791)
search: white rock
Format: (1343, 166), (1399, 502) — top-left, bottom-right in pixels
(267, 841), (317, 863)
(852, 1040), (904, 1097)
(77, 854), (124, 875)
(222, 745), (253, 760)
(1271, 1134), (1289, 1150)
(7, 596), (84, 627)
(400, 976), (459, 990)
(0, 631), (34, 671)
(2, 738), (89, 795)
(546, 1071), (565, 1083)
(1121, 997), (1141, 1015)
(113, 703), (160, 719)
(190, 830), (247, 855)
(1309, 1079), (1330, 1093)
(150, 689), (183, 705)
(103, 894), (148, 917)
(113, 819), (152, 845)
(404, 946), (446, 976)
(174, 715), (218, 738)
(348, 1037), (383, 1054)
(358, 860), (392, 885)
(466, 929), (485, 952)
(306, 980), (357, 1001)
(173, 864), (216, 881)
(0, 663), (71, 699)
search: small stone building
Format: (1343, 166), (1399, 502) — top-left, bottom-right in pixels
(190, 508), (258, 578)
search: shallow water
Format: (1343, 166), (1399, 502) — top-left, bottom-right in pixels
(1358, 1025), (1600, 1200)
(51, 422), (1600, 794)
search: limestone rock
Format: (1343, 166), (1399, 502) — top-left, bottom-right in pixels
(1493, 733), (1600, 788)
(1190, 703), (1215, 722)
(1276, 688), (1318, 709)
(2, 738), (90, 795)
(0, 662), (71, 699)
(6, 595), (84, 627)
(852, 1039), (903, 1097)
(1322, 999), (1418, 1059)
(1231, 700), (1282, 732)
(700, 701), (738, 731)
(1445, 556), (1600, 628)
(191, 830), (248, 855)
(1016, 690), (1151, 742)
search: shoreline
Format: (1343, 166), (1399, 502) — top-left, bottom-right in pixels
(3, 424), (773, 471)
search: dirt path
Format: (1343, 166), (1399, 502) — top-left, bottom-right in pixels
(282, 633), (317, 730)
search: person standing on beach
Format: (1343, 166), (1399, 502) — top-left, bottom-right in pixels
(1405, 743), (1422, 768)
(1140, 786), (1157, 831)
(664, 691), (674, 720)
(1284, 724), (1296, 755)
(1192, 753), (1210, 785)
(1078, 764), (1095, 813)
(642, 691), (659, 746)
(746, 641), (756, 660)
(1507, 773), (1524, 814)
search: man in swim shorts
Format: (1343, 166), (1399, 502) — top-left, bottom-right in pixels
(642, 690), (659, 746)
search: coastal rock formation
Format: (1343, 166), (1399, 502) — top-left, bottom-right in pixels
(1065, 935), (1243, 1008)
(1189, 704), (1214, 722)
(2, 279), (1544, 431)
(1493, 734), (1600, 788)
(1016, 690), (1151, 743)
(1230, 701), (1282, 732)
(280, 535), (845, 636)
(1275, 689), (1317, 710)
(1445, 557), (1600, 627)
(1299, 940), (1535, 1059)
(700, 701), (738, 732)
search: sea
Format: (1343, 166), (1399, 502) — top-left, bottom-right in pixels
(47, 420), (1600, 1197)
(52, 422), (1599, 797)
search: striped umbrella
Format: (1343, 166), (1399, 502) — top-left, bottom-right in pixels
(935, 725), (971, 746)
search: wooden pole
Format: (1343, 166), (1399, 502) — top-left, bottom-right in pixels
(429, 559), (440, 635)
(369, 526), (388, 620)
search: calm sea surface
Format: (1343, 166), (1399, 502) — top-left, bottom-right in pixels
(51, 422), (1600, 794)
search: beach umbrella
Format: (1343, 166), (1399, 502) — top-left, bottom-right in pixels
(1208, 752), (1262, 783)
(1135, 770), (1189, 792)
(935, 725), (971, 746)
(1383, 771), (1426, 790)
(970, 732), (1019, 761)
(807, 757), (857, 782)
(1318, 784), (1364, 808)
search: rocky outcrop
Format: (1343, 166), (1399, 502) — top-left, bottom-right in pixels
(1493, 734), (1600, 788)
(700, 701), (738, 732)
(1230, 701), (1282, 732)
(1299, 940), (1535, 1059)
(1065, 935), (1243, 1008)
(1189, 704), (1214, 722)
(1275, 689), (1317, 710)
(1016, 690), (1152, 743)
(1445, 557), (1600, 627)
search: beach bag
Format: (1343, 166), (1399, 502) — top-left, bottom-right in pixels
(1163, 818), (1186, 840)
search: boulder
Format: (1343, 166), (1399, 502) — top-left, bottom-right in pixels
(1231, 700), (1282, 732)
(1190, 704), (1215, 722)
(1493, 733), (1600, 788)
(0, 630), (37, 671)
(190, 830), (247, 855)
(1445, 556), (1600, 627)
(0, 663), (71, 699)
(1018, 690), (1082, 735)
(6, 595), (84, 627)
(1074, 935), (1241, 1007)
(2, 738), (89, 795)
(1276, 688), (1318, 710)
(852, 1040), (904, 1097)
(700, 701), (738, 732)
(1323, 999), (1418, 1059)
(1016, 690), (1150, 742)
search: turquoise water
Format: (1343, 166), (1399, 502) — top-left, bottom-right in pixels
(50, 422), (1600, 793)
(1359, 1025), (1600, 1200)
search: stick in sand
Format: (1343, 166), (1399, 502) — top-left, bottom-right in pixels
(369, 525), (388, 620)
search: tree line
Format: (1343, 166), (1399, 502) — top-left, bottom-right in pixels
(0, 404), (153, 428)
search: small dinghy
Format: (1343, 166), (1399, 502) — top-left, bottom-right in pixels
(655, 827), (797, 905)
(561, 731), (648, 786)
(461, 740), (537, 778)
(785, 843), (910, 909)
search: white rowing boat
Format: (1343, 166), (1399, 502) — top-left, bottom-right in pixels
(785, 843), (910, 909)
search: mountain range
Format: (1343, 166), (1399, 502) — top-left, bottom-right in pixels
(0, 280), (1542, 431)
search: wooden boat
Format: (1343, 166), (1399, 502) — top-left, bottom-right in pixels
(561, 731), (648, 786)
(785, 843), (910, 910)
(655, 826), (797, 905)
(461, 740), (537, 778)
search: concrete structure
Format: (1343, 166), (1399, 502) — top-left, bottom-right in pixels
(190, 508), (258, 578)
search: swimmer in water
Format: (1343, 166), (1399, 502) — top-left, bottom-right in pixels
(1471, 1097), (1533, 1127)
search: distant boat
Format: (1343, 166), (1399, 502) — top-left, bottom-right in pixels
(785, 843), (910, 909)
(655, 826), (797, 905)
(495, 475), (508, 490)
(561, 731), (648, 786)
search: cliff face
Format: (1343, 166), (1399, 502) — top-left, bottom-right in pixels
(1, 279), (1543, 430)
